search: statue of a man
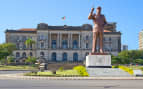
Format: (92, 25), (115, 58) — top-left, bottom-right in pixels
(88, 6), (107, 53)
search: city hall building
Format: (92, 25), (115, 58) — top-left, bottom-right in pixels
(5, 23), (121, 62)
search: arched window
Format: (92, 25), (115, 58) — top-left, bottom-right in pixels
(52, 40), (57, 49)
(41, 42), (44, 49)
(73, 40), (78, 49)
(62, 53), (68, 61)
(85, 52), (89, 56)
(109, 37), (111, 41)
(52, 52), (56, 61)
(86, 43), (89, 49)
(62, 40), (68, 49)
(85, 52), (89, 59)
(30, 44), (32, 49)
(73, 53), (78, 61)
(86, 36), (89, 40)
(23, 44), (26, 50)
(16, 43), (20, 49)
(30, 52), (33, 56)
(40, 52), (45, 57)
(16, 52), (20, 58)
(22, 52), (26, 58)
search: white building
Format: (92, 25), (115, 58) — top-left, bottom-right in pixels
(5, 23), (121, 62)
(122, 45), (128, 51)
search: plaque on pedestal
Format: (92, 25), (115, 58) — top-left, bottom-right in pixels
(86, 54), (112, 68)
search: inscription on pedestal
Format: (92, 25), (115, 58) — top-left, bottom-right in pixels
(86, 55), (111, 68)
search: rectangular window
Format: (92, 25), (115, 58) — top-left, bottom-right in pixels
(52, 40), (57, 49)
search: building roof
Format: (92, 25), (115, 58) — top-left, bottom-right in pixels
(5, 29), (121, 35)
(104, 30), (112, 32)
(5, 29), (36, 33)
(47, 26), (83, 30)
(19, 28), (36, 31)
(5, 23), (119, 34)
(37, 23), (116, 32)
(37, 24), (93, 31)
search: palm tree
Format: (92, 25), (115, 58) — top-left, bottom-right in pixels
(25, 38), (36, 50)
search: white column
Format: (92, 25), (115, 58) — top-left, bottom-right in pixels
(58, 33), (60, 48)
(70, 33), (73, 48)
(49, 33), (51, 48)
(57, 33), (59, 48)
(60, 33), (62, 48)
(79, 34), (81, 49)
(68, 33), (70, 48)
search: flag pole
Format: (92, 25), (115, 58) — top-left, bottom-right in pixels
(92, 0), (95, 8)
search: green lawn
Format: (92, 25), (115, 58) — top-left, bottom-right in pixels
(0, 65), (37, 70)
(113, 65), (143, 70)
(127, 66), (143, 70)
(25, 70), (81, 77)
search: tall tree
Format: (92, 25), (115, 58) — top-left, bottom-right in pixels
(0, 43), (16, 61)
(25, 38), (35, 50)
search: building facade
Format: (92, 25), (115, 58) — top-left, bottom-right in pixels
(139, 30), (143, 50)
(121, 45), (128, 51)
(5, 23), (121, 62)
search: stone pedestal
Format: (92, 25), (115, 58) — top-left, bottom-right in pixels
(86, 54), (132, 77)
(86, 54), (111, 68)
(86, 68), (132, 77)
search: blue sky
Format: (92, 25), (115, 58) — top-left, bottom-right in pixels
(0, 0), (143, 50)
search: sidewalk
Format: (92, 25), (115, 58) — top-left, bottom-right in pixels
(0, 73), (143, 80)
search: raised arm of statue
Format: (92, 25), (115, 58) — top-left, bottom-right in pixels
(88, 8), (95, 20)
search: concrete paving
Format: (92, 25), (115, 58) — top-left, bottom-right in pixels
(0, 79), (143, 89)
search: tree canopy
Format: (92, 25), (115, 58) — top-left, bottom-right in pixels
(0, 43), (16, 61)
(112, 50), (143, 65)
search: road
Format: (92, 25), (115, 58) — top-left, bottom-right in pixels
(0, 79), (143, 89)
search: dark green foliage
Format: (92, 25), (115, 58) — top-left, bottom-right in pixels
(25, 56), (37, 64)
(112, 50), (143, 65)
(134, 59), (143, 65)
(0, 43), (16, 62)
(25, 38), (35, 49)
(7, 56), (15, 64)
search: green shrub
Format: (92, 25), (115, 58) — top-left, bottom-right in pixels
(73, 65), (89, 77)
(134, 59), (143, 65)
(7, 56), (14, 64)
(25, 56), (36, 64)
(112, 65), (119, 68)
(58, 67), (64, 72)
(140, 67), (143, 71)
(119, 66), (133, 75)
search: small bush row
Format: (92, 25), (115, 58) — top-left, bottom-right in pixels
(73, 65), (89, 77)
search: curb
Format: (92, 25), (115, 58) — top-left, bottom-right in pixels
(1, 74), (143, 80)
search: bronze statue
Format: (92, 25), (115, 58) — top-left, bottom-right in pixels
(88, 6), (107, 54)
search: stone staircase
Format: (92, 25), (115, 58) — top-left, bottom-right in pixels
(86, 68), (133, 77)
